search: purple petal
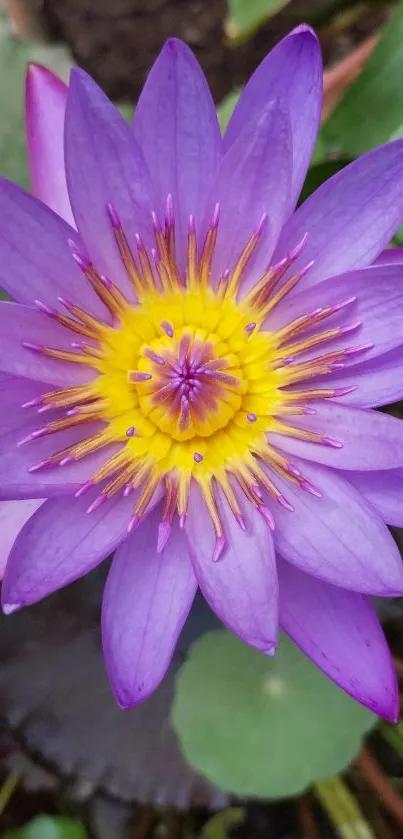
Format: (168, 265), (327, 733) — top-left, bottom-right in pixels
(278, 557), (398, 721)
(25, 64), (73, 226)
(0, 178), (107, 318)
(374, 247), (403, 265)
(270, 402), (403, 470)
(266, 264), (403, 365)
(267, 458), (403, 595)
(0, 373), (119, 499)
(316, 347), (403, 408)
(0, 373), (49, 433)
(0, 302), (96, 386)
(186, 486), (278, 652)
(132, 38), (221, 258)
(0, 423), (118, 501)
(273, 139), (403, 289)
(65, 69), (156, 298)
(2, 486), (161, 609)
(306, 347), (403, 409)
(207, 98), (291, 292)
(102, 509), (197, 708)
(224, 25), (322, 211)
(0, 499), (44, 580)
(345, 468), (403, 527)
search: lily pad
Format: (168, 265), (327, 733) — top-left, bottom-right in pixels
(173, 631), (377, 800)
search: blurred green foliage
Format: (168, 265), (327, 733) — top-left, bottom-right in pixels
(200, 809), (245, 839)
(324, 0), (403, 155)
(0, 13), (72, 190)
(4, 816), (87, 839)
(217, 91), (241, 131)
(225, 0), (291, 42)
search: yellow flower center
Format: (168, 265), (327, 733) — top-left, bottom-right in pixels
(23, 200), (361, 557)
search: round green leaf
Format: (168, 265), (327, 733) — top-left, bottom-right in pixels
(173, 631), (377, 799)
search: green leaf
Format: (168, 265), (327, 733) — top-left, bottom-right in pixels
(324, 2), (403, 155)
(0, 12), (73, 188)
(4, 816), (87, 839)
(225, 0), (291, 43)
(173, 631), (377, 799)
(217, 91), (241, 132)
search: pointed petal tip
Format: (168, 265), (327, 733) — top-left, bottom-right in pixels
(164, 35), (189, 52)
(336, 645), (399, 722)
(151, 36), (196, 70)
(2, 602), (20, 615)
(69, 65), (88, 87)
(26, 62), (44, 84)
(69, 66), (98, 95)
(387, 703), (400, 726)
(115, 689), (136, 711)
(25, 62), (67, 99)
(360, 683), (399, 724)
(114, 689), (136, 711)
(112, 678), (162, 710)
(26, 62), (56, 81)
(379, 664), (400, 724)
(289, 22), (318, 40)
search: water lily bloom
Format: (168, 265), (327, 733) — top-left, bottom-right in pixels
(2, 26), (403, 720)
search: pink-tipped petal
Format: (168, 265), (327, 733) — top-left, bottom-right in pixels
(186, 486), (279, 652)
(102, 508), (197, 708)
(65, 68), (156, 298)
(25, 64), (74, 226)
(267, 458), (403, 596)
(270, 402), (403, 471)
(0, 498), (44, 580)
(274, 139), (403, 289)
(278, 558), (398, 721)
(224, 25), (322, 211)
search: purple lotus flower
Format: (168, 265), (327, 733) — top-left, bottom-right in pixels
(1, 26), (403, 720)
